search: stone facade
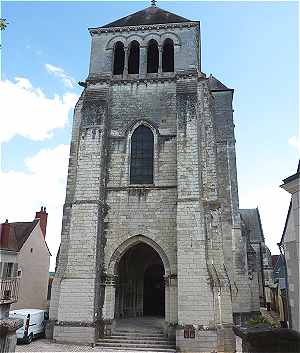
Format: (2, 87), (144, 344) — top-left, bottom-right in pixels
(280, 163), (300, 332)
(48, 6), (259, 352)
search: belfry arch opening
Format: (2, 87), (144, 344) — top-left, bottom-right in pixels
(147, 39), (159, 73)
(162, 39), (174, 72)
(114, 242), (165, 318)
(128, 40), (140, 74)
(113, 41), (125, 75)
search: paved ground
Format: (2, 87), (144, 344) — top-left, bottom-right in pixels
(16, 336), (243, 353)
(16, 339), (152, 353)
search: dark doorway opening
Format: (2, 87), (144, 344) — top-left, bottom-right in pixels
(115, 242), (165, 319)
(128, 41), (140, 74)
(147, 39), (159, 73)
(143, 264), (165, 316)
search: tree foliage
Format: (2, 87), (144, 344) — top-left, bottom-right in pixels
(0, 18), (8, 31)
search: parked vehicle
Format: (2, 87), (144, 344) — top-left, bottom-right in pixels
(9, 309), (49, 343)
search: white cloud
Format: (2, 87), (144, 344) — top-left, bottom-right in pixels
(0, 77), (78, 143)
(0, 145), (70, 270)
(288, 135), (300, 154)
(239, 184), (291, 254)
(45, 63), (76, 89)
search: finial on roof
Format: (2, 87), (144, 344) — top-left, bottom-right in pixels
(151, 0), (157, 7)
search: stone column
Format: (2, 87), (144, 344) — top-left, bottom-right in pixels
(158, 46), (163, 73)
(124, 47), (129, 76)
(139, 46), (147, 77)
(102, 274), (117, 336)
(164, 275), (170, 323)
(169, 274), (178, 324)
(102, 275), (117, 319)
(0, 304), (22, 353)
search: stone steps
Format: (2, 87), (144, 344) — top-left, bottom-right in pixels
(96, 341), (176, 352)
(98, 336), (170, 346)
(111, 333), (166, 338)
(96, 317), (176, 352)
(96, 331), (176, 352)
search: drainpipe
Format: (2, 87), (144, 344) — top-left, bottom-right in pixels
(277, 242), (292, 328)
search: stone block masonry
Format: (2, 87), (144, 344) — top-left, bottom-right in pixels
(47, 6), (260, 353)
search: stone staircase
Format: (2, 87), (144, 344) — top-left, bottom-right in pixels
(96, 317), (176, 352)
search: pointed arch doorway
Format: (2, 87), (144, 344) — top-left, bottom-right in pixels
(114, 242), (165, 318)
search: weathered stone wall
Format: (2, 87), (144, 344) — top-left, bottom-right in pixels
(89, 24), (200, 77)
(48, 14), (258, 353)
(212, 89), (260, 319)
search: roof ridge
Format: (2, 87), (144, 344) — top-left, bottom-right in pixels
(100, 6), (192, 28)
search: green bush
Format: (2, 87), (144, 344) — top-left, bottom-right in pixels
(246, 315), (271, 326)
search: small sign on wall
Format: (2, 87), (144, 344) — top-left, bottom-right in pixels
(184, 325), (195, 339)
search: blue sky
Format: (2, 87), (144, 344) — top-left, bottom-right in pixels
(1, 1), (299, 269)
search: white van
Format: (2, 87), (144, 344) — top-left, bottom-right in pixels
(9, 309), (49, 343)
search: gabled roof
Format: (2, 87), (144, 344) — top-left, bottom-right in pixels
(101, 6), (192, 28)
(240, 208), (265, 243)
(208, 75), (233, 92)
(11, 220), (39, 251)
(1, 220), (39, 252)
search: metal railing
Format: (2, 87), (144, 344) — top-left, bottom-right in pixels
(0, 277), (19, 304)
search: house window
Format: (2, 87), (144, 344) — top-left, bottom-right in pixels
(162, 39), (174, 72)
(128, 40), (140, 74)
(113, 41), (125, 75)
(147, 39), (159, 73)
(130, 125), (154, 184)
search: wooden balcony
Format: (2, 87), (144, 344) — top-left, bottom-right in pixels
(0, 277), (19, 304)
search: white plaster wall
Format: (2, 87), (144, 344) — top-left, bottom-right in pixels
(11, 223), (50, 310)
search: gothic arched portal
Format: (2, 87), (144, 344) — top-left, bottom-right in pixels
(114, 242), (165, 318)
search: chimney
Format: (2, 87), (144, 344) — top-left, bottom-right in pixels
(35, 206), (48, 238)
(0, 219), (10, 248)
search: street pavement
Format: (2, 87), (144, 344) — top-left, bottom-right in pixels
(16, 336), (243, 353)
(16, 338), (142, 353)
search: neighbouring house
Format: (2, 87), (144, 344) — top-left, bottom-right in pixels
(279, 161), (300, 332)
(0, 207), (51, 310)
(0, 224), (22, 353)
(240, 208), (272, 307)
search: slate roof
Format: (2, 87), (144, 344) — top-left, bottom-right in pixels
(101, 6), (192, 28)
(240, 208), (265, 243)
(0, 220), (39, 252)
(208, 75), (233, 92)
(282, 160), (300, 185)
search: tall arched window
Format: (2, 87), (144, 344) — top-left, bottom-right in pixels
(147, 39), (159, 73)
(130, 125), (154, 184)
(128, 41), (140, 74)
(113, 41), (125, 75)
(162, 39), (174, 72)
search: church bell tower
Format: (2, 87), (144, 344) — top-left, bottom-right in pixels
(48, 4), (259, 352)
